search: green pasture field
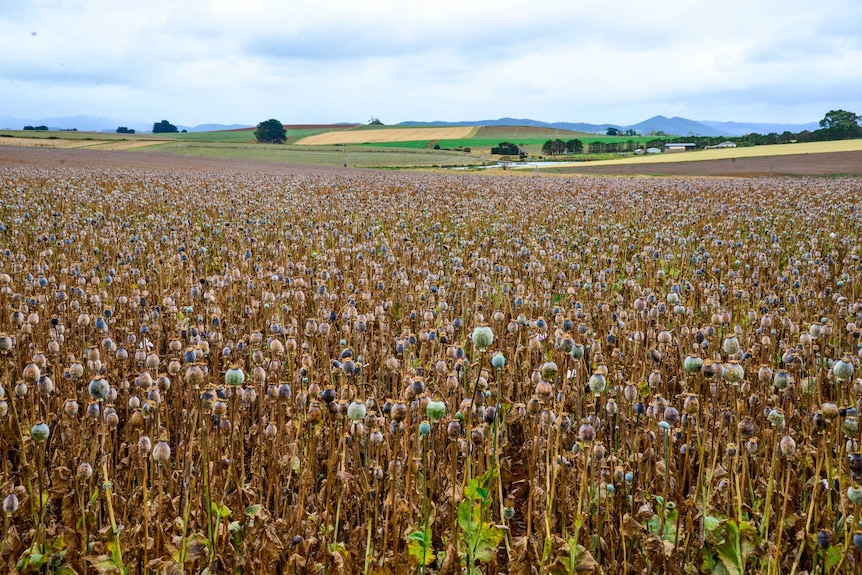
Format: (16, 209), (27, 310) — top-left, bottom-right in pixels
(159, 128), (341, 144)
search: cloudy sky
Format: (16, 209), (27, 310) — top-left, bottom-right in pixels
(2, 0), (860, 126)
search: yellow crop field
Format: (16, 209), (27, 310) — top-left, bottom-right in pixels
(295, 126), (475, 145)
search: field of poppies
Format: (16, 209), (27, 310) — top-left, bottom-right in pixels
(0, 165), (860, 574)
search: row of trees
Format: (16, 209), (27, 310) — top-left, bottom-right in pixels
(539, 110), (862, 156)
(541, 138), (584, 155)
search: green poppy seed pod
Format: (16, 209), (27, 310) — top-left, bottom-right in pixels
(491, 353), (505, 369)
(426, 400), (446, 422)
(347, 401), (367, 421)
(225, 366), (245, 387)
(844, 417), (859, 437)
(540, 361), (558, 381)
(723, 362), (745, 384)
(152, 441), (171, 464)
(471, 326), (494, 351)
(570, 345), (584, 360)
(833, 359), (854, 381)
(848, 485), (862, 505)
(88, 378), (109, 401)
(31, 422), (49, 442)
(767, 409), (785, 428)
(666, 292), (680, 305)
(683, 356), (703, 374)
(588, 373), (606, 395)
(722, 337), (740, 356)
(418, 421), (431, 436)
(3, 493), (19, 515)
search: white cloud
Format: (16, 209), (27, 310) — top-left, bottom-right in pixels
(0, 0), (860, 125)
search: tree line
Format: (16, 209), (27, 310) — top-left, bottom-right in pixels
(537, 110), (862, 156)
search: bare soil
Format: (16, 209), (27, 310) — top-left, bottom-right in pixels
(551, 150), (862, 177)
(3, 144), (861, 178)
(0, 145), (352, 174)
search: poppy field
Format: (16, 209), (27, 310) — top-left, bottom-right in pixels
(0, 165), (861, 574)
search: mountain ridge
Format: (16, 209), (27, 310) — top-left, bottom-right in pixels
(0, 113), (819, 137)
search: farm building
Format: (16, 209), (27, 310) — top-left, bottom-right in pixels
(646, 147), (662, 154)
(706, 141), (738, 149)
(664, 142), (697, 152)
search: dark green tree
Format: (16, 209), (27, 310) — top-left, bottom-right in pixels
(818, 110), (862, 140)
(116, 127), (135, 134)
(606, 127), (620, 136)
(565, 139), (584, 154)
(541, 139), (566, 155)
(491, 142), (520, 155)
(254, 119), (287, 143)
(152, 120), (178, 133)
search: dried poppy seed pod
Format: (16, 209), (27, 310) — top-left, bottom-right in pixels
(535, 381), (553, 402)
(391, 402), (408, 422)
(447, 420), (462, 439)
(138, 435), (152, 456)
(152, 441), (171, 464)
(779, 435), (796, 457)
(77, 462), (93, 481)
(22, 363), (40, 384)
(3, 493), (20, 515)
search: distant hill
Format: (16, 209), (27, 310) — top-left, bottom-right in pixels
(626, 115), (725, 137)
(398, 118), (614, 133)
(0, 114), (251, 133)
(184, 123), (253, 132)
(699, 120), (820, 136)
(1, 114), (820, 137)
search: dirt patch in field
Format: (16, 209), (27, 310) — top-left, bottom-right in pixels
(476, 125), (588, 139)
(295, 126), (474, 145)
(551, 150), (862, 177)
